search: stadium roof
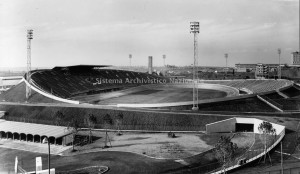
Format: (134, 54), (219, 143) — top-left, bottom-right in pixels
(52, 65), (112, 72)
(0, 120), (72, 138)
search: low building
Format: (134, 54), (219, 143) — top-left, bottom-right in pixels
(0, 76), (23, 92)
(235, 63), (256, 72)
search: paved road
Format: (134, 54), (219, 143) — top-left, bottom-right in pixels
(0, 147), (184, 174)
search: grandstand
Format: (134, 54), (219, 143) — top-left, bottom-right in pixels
(201, 79), (292, 94)
(280, 86), (300, 98)
(28, 65), (165, 99)
(1, 65), (299, 113)
(1, 65), (300, 174)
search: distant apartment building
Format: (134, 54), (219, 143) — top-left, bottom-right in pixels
(235, 63), (279, 73)
(255, 63), (269, 78)
(291, 51), (300, 65)
(235, 64), (256, 72)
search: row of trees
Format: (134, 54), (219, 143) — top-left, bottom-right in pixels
(53, 111), (124, 150)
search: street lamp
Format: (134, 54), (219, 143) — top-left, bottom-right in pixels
(42, 137), (50, 174)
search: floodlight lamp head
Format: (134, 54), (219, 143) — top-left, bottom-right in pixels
(27, 29), (33, 39)
(190, 22), (200, 33)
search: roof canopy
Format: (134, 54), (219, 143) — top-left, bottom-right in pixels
(0, 120), (72, 138)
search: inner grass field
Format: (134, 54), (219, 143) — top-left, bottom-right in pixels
(97, 87), (227, 104)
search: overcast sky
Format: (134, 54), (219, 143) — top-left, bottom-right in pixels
(0, 0), (299, 68)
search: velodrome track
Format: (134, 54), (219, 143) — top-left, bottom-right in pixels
(72, 83), (239, 105)
(4, 77), (296, 110)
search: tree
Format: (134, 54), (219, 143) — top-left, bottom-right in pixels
(67, 118), (81, 152)
(53, 111), (65, 126)
(115, 113), (124, 136)
(214, 136), (238, 174)
(103, 114), (113, 148)
(258, 121), (276, 163)
(85, 114), (97, 144)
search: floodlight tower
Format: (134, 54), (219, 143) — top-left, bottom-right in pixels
(190, 22), (199, 111)
(129, 54), (132, 67)
(26, 29), (33, 100)
(163, 55), (166, 66)
(278, 48), (281, 79)
(225, 53), (228, 76)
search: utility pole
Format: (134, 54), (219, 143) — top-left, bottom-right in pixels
(42, 137), (51, 174)
(26, 29), (33, 100)
(278, 48), (281, 79)
(190, 22), (199, 111)
(281, 141), (283, 174)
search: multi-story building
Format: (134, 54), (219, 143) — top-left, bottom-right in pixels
(235, 63), (279, 72)
(291, 52), (300, 65)
(255, 63), (270, 78)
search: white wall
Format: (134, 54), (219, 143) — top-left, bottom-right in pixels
(206, 117), (285, 135)
(206, 118), (236, 133)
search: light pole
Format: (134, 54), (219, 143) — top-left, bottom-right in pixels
(129, 54), (132, 67)
(26, 29), (33, 101)
(281, 141), (283, 174)
(42, 137), (50, 174)
(190, 21), (199, 111)
(278, 48), (281, 79)
(225, 53), (228, 77)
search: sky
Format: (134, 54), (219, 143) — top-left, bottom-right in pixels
(0, 0), (299, 68)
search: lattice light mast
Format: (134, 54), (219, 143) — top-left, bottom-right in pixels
(163, 55), (166, 66)
(26, 29), (33, 100)
(129, 54), (132, 67)
(278, 48), (281, 79)
(190, 22), (199, 110)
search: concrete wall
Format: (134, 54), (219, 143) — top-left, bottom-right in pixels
(206, 118), (236, 133)
(206, 117), (285, 135)
(63, 134), (73, 146)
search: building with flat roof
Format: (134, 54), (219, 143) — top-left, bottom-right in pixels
(291, 52), (300, 65)
(0, 76), (23, 92)
(235, 63), (279, 72)
(0, 120), (73, 146)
